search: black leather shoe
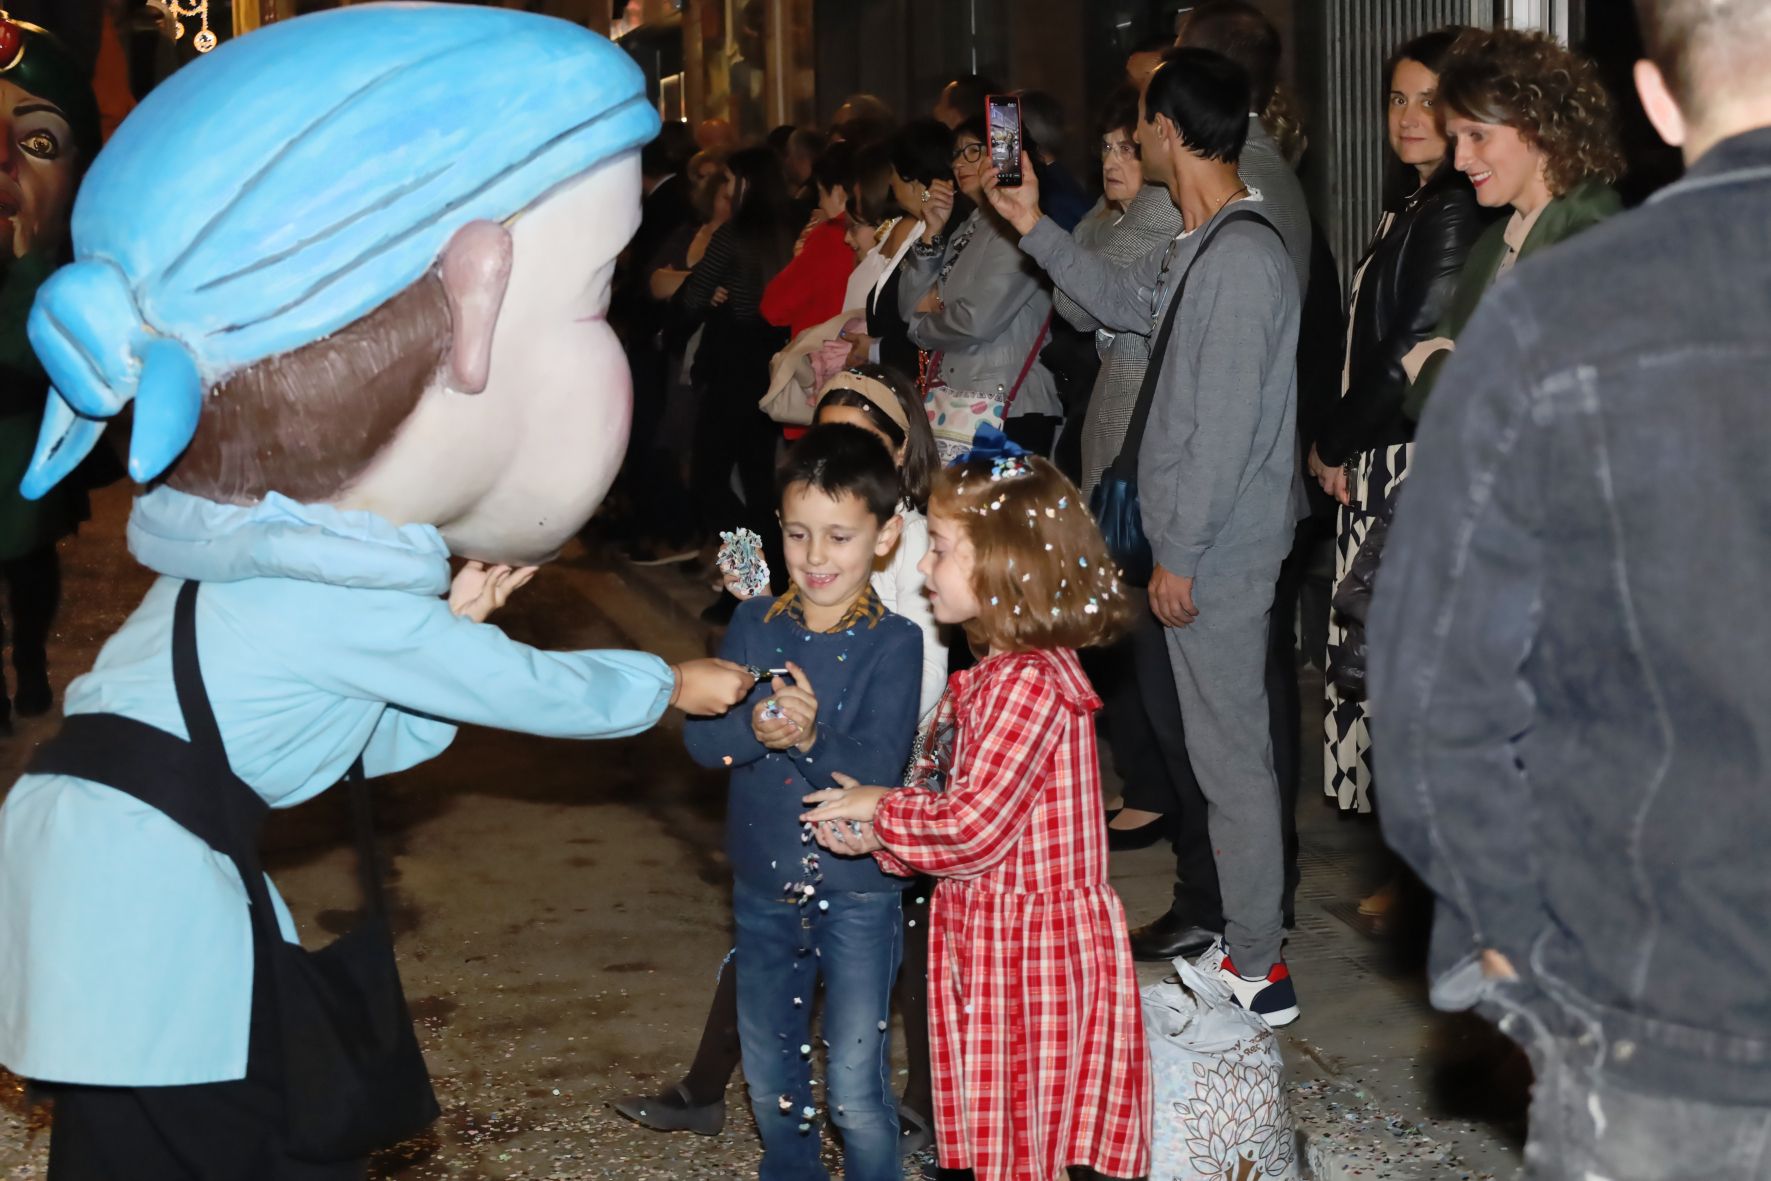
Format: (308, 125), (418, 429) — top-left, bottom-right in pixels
(611, 1083), (725, 1135)
(1129, 909), (1221, 962)
(1106, 815), (1168, 852)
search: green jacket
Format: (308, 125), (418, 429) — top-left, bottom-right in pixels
(1403, 180), (1622, 421)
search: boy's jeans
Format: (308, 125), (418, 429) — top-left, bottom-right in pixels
(734, 882), (903, 1181)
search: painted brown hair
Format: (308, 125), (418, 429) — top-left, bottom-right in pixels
(164, 271), (451, 504)
(929, 456), (1132, 654)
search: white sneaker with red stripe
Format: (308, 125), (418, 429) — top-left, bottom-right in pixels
(1195, 939), (1300, 1027)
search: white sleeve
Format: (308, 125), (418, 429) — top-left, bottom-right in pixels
(874, 512), (948, 724)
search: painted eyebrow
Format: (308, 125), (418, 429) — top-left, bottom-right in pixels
(12, 103), (69, 121)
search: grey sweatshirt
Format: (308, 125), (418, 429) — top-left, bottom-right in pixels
(1021, 198), (1300, 579)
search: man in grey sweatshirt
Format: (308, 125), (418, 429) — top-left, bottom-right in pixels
(986, 48), (1302, 1024)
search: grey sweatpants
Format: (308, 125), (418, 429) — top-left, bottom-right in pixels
(1163, 565), (1286, 974)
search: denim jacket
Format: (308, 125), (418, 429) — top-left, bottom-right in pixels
(1368, 127), (1771, 1104)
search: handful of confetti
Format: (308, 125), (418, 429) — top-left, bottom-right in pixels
(761, 698), (788, 722)
(717, 528), (770, 599)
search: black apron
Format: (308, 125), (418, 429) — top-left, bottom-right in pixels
(33, 581), (438, 1175)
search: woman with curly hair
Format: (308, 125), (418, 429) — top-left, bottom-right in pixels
(1401, 27), (1625, 419)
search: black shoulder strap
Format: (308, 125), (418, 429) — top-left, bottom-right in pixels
(1111, 207), (1281, 474)
(172, 580), (226, 762)
(175, 580), (386, 923)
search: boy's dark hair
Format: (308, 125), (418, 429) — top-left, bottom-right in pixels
(1147, 48), (1252, 165)
(889, 118), (955, 187)
(1636, 0), (1771, 115)
(1176, 0), (1282, 111)
(811, 140), (858, 196)
(776, 423), (903, 524)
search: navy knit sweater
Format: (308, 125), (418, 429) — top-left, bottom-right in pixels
(685, 595), (922, 895)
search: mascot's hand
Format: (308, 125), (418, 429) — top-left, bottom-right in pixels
(671, 659), (754, 716)
(450, 561), (538, 622)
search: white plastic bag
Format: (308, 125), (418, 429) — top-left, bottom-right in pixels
(1142, 956), (1299, 1181)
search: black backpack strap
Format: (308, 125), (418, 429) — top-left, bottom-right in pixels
(172, 579), (227, 762)
(1110, 208), (1282, 477)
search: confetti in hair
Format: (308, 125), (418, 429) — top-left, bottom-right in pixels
(930, 453), (1134, 652)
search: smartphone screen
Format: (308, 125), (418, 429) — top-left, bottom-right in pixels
(986, 94), (1023, 187)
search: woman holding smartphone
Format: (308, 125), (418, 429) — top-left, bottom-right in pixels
(898, 115), (1060, 457)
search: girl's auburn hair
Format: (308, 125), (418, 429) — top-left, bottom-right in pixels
(930, 456), (1134, 654)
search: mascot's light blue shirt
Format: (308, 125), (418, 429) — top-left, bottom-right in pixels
(0, 488), (674, 1085)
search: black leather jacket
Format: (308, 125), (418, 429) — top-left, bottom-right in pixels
(1314, 168), (1488, 467)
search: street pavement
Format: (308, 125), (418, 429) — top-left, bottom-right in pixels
(2, 485), (1527, 1179)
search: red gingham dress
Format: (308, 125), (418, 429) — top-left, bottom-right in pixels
(873, 649), (1150, 1181)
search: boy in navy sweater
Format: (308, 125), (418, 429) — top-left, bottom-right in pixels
(685, 424), (923, 1181)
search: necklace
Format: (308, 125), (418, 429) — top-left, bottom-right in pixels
(1211, 183), (1251, 217)
(1150, 184), (1251, 327)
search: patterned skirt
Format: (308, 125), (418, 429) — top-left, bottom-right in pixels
(1324, 442), (1411, 813)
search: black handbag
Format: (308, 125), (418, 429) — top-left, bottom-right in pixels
(30, 582), (439, 1162)
(1326, 493), (1396, 699)
(1090, 209), (1279, 586)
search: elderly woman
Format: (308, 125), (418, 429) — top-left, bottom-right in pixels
(1401, 27), (1625, 419)
(899, 115), (1060, 458)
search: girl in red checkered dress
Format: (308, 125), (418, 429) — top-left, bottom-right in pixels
(803, 454), (1151, 1181)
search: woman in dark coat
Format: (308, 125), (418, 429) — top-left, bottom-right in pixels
(1310, 29), (1489, 828)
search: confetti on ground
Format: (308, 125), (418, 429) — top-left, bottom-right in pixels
(1290, 1077), (1504, 1181)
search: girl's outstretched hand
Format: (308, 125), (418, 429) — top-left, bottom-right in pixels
(449, 561), (538, 623)
(801, 772), (890, 824)
(671, 659), (754, 716)
(813, 819), (884, 856)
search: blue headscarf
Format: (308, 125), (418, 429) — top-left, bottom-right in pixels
(22, 3), (659, 499)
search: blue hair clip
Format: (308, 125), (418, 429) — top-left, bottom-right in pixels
(951, 424), (1030, 469)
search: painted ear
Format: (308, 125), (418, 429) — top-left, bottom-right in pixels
(440, 219), (514, 394)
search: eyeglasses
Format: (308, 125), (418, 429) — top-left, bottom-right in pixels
(951, 143), (986, 164)
(1100, 140), (1140, 161)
